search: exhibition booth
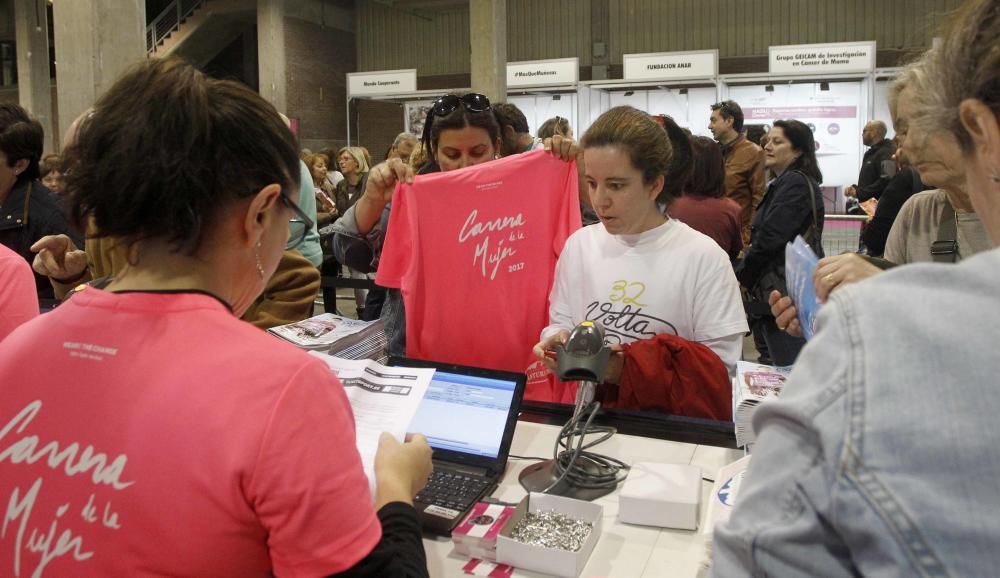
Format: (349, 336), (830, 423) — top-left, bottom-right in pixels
(346, 59), (585, 144)
(579, 49), (721, 138)
(503, 57), (581, 139)
(344, 67), (470, 146)
(719, 42), (878, 204)
(346, 42), (889, 218)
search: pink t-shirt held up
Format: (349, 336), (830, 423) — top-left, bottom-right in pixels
(0, 289), (379, 577)
(377, 150), (581, 375)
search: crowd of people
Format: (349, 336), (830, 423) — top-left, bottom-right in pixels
(0, 0), (997, 573)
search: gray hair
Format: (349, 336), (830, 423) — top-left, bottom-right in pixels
(392, 132), (417, 148)
(908, 0), (1000, 153)
(336, 146), (370, 174)
(887, 61), (930, 129)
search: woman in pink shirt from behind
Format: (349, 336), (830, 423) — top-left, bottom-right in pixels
(0, 242), (37, 339)
(0, 57), (432, 577)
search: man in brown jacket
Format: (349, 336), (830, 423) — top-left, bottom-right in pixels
(709, 100), (765, 246)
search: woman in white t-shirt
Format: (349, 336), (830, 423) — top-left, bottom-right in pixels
(533, 106), (748, 417)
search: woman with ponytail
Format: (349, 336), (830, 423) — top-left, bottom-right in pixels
(532, 106), (747, 418)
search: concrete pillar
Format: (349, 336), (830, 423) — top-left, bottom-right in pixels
(243, 26), (259, 92)
(590, 0), (610, 80)
(469, 0), (506, 103)
(257, 0), (286, 113)
(52, 0), (145, 148)
(14, 0), (53, 152)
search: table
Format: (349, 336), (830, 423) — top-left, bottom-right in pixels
(423, 420), (744, 577)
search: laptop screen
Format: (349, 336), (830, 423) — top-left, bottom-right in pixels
(407, 370), (518, 458)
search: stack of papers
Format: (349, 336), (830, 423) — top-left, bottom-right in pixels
(269, 313), (387, 362)
(733, 361), (791, 447)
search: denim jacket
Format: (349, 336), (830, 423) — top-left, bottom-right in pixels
(712, 247), (1000, 577)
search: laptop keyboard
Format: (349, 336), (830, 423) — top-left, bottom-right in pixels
(415, 470), (491, 512)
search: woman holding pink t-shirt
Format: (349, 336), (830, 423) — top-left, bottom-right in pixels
(331, 93), (580, 357)
(0, 57), (432, 577)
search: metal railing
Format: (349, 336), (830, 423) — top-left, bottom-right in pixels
(822, 214), (868, 256)
(146, 0), (206, 54)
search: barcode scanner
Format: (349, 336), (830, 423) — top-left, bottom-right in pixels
(556, 321), (610, 419)
(519, 321), (626, 501)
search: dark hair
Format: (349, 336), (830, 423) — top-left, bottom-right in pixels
(685, 136), (726, 198)
(745, 124), (769, 146)
(537, 116), (571, 140)
(40, 154), (63, 177)
(424, 95), (501, 158)
(65, 57), (300, 254)
(492, 102), (529, 134)
(659, 116), (693, 201)
(581, 106), (692, 205)
(711, 100), (745, 133)
(772, 119), (823, 183)
(0, 103), (44, 183)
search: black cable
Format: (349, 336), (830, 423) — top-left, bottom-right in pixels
(509, 454), (549, 461)
(542, 401), (630, 493)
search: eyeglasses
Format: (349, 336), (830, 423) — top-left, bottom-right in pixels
(282, 192), (314, 248)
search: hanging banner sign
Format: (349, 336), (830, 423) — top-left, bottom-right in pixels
(348, 69), (418, 97)
(623, 50), (718, 81)
(744, 106), (858, 120)
(506, 58), (579, 88)
(769, 42), (876, 75)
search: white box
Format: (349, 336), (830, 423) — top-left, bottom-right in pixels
(619, 462), (701, 530)
(496, 493), (603, 578)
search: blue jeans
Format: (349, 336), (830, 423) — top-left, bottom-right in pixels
(754, 315), (805, 366)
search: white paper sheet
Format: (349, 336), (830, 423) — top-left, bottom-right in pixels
(310, 354), (434, 493)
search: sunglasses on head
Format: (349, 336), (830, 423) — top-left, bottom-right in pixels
(430, 93), (492, 117)
(421, 93), (493, 154)
(713, 101), (738, 117)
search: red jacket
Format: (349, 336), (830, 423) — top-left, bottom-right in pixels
(597, 334), (732, 421)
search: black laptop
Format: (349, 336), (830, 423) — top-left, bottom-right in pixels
(389, 357), (526, 536)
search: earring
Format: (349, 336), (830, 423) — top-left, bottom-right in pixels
(255, 241), (265, 279)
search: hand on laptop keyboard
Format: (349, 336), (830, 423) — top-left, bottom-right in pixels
(415, 471), (490, 511)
